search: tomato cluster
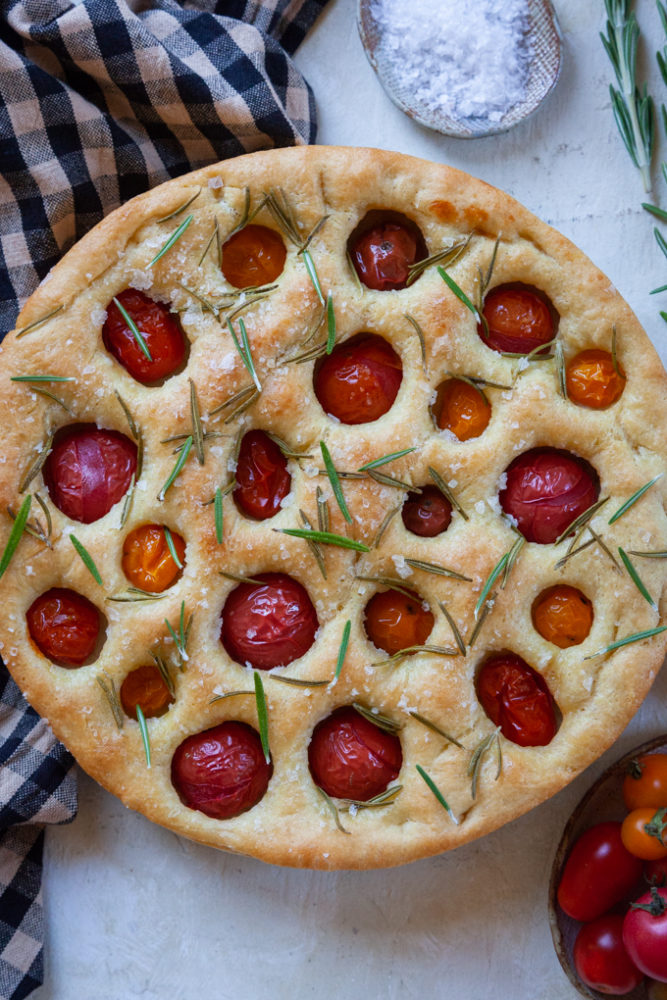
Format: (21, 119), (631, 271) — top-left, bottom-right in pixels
(557, 753), (667, 993)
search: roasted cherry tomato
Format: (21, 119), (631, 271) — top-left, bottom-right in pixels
(364, 588), (433, 656)
(102, 288), (187, 384)
(476, 652), (557, 747)
(221, 224), (286, 289)
(574, 914), (644, 996)
(499, 447), (600, 544)
(531, 584), (594, 648)
(314, 333), (402, 424)
(623, 886), (667, 983)
(350, 220), (425, 291)
(623, 754), (667, 812)
(233, 430), (291, 520)
(566, 349), (626, 409)
(220, 572), (318, 670)
(401, 485), (452, 537)
(480, 285), (555, 355)
(308, 705), (402, 801)
(436, 378), (491, 441)
(622, 809), (667, 861)
(26, 588), (103, 667)
(43, 423), (137, 524)
(171, 721), (272, 820)
(557, 821), (643, 922)
(121, 524), (185, 593)
(120, 663), (173, 720)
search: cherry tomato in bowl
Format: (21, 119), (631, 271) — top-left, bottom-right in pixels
(573, 914), (644, 996)
(313, 333), (403, 424)
(103, 289), (187, 384)
(308, 705), (402, 801)
(623, 754), (667, 812)
(621, 809), (667, 862)
(557, 822), (644, 922)
(623, 887), (667, 983)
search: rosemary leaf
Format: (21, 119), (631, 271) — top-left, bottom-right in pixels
(326, 291), (336, 353)
(11, 374), (74, 383)
(33, 493), (52, 543)
(554, 535), (597, 570)
(148, 214), (194, 267)
(96, 672), (123, 729)
(198, 219), (220, 268)
(656, 227), (667, 261)
(474, 553), (508, 618)
(416, 765), (458, 823)
(163, 526), (183, 570)
(468, 729), (502, 799)
(317, 786), (350, 834)
(156, 188), (200, 224)
(428, 466), (468, 520)
(228, 317), (261, 391)
(404, 557), (471, 582)
(112, 296), (152, 361)
(219, 570), (264, 585)
(209, 384), (256, 417)
(316, 486), (330, 533)
(278, 528), (369, 551)
(584, 625), (667, 659)
(29, 386), (73, 414)
(367, 469), (414, 491)
(158, 436), (192, 501)
(254, 671), (271, 764)
(70, 535), (102, 585)
(352, 702), (401, 734)
(554, 496), (609, 546)
(437, 266), (480, 320)
(339, 785), (402, 811)
(627, 549), (667, 559)
(135, 705), (151, 768)
(19, 430), (53, 494)
(618, 546), (657, 610)
(299, 509), (327, 579)
(301, 248), (325, 305)
(269, 675), (330, 688)
(408, 711), (464, 748)
(106, 589), (166, 603)
(354, 575), (415, 600)
(209, 690), (254, 703)
(407, 234), (472, 284)
(372, 644), (459, 666)
(15, 305), (63, 339)
(151, 651), (175, 698)
(214, 486), (223, 544)
(359, 448), (416, 472)
(371, 506), (399, 548)
(334, 619), (351, 682)
(438, 602), (466, 655)
(555, 341), (568, 399)
(404, 313), (427, 369)
(608, 475), (662, 524)
(320, 441), (352, 523)
(114, 390), (139, 440)
(189, 378), (205, 465)
(643, 202), (667, 222)
(0, 496), (31, 579)
(468, 599), (493, 648)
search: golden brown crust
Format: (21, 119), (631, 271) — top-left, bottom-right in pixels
(0, 146), (665, 869)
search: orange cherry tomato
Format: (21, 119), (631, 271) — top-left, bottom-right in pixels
(26, 588), (103, 667)
(122, 524), (185, 593)
(103, 289), (187, 384)
(436, 378), (491, 441)
(621, 808), (667, 861)
(314, 333), (403, 424)
(221, 224), (286, 288)
(120, 663), (173, 719)
(531, 584), (594, 648)
(624, 755), (667, 811)
(566, 349), (626, 409)
(364, 588), (434, 655)
(480, 286), (555, 355)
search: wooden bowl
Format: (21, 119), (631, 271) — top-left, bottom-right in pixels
(548, 735), (667, 999)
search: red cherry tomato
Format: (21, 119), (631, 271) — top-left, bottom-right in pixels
(574, 914), (644, 996)
(26, 588), (103, 667)
(364, 588), (433, 655)
(120, 663), (173, 720)
(623, 886), (667, 982)
(171, 721), (272, 820)
(308, 705), (402, 800)
(557, 821), (644, 922)
(233, 430), (291, 520)
(645, 857), (667, 887)
(480, 286), (555, 354)
(43, 423), (137, 524)
(103, 289), (187, 384)
(401, 485), (452, 537)
(623, 754), (667, 812)
(350, 221), (425, 291)
(220, 572), (318, 670)
(476, 652), (557, 747)
(499, 447), (599, 544)
(622, 809), (667, 861)
(221, 224), (286, 289)
(314, 333), (403, 424)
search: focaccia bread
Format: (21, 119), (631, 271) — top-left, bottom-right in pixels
(0, 146), (665, 869)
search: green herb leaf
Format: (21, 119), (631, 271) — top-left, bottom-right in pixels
(474, 552), (509, 618)
(135, 705), (151, 768)
(158, 436), (192, 500)
(11, 374), (74, 383)
(415, 765), (458, 823)
(437, 266), (480, 320)
(428, 466), (468, 520)
(408, 711), (465, 748)
(148, 214), (194, 267)
(618, 546), (657, 609)
(352, 702), (401, 734)
(70, 534), (103, 585)
(359, 448), (416, 472)
(228, 317), (261, 391)
(608, 475), (662, 524)
(326, 291), (336, 353)
(112, 296), (153, 361)
(15, 304), (64, 339)
(320, 441), (352, 524)
(0, 496), (31, 579)
(156, 188), (200, 224)
(301, 248), (325, 305)
(334, 619), (351, 682)
(643, 202), (667, 221)
(163, 526), (183, 570)
(438, 602), (466, 655)
(316, 786), (350, 834)
(278, 528), (369, 551)
(404, 557), (471, 582)
(254, 670), (271, 764)
(96, 672), (123, 729)
(584, 625), (667, 659)
(214, 486), (224, 544)
(403, 313), (427, 369)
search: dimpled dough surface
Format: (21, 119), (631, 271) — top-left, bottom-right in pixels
(0, 147), (665, 869)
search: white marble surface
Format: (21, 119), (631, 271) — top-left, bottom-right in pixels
(35, 2), (667, 997)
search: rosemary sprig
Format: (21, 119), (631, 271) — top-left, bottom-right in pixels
(438, 266), (480, 323)
(334, 619), (351, 683)
(355, 575), (415, 600)
(584, 625), (667, 659)
(627, 549), (667, 558)
(156, 187), (200, 224)
(228, 317), (261, 391)
(601, 0), (654, 193)
(219, 570), (264, 586)
(477, 236), (501, 304)
(428, 466), (468, 520)
(254, 671), (271, 764)
(29, 386), (72, 414)
(438, 602), (466, 655)
(163, 526), (183, 570)
(555, 341), (568, 399)
(114, 390), (139, 440)
(366, 469), (414, 491)
(70, 535), (102, 585)
(339, 786), (402, 811)
(618, 546), (657, 610)
(96, 672), (123, 729)
(302, 249), (325, 305)
(151, 650), (175, 698)
(408, 711), (465, 748)
(165, 601), (192, 667)
(198, 218), (221, 268)
(19, 430), (53, 494)
(11, 374), (74, 383)
(277, 528), (369, 552)
(475, 548), (515, 619)
(352, 702), (401, 734)
(468, 728), (502, 799)
(106, 588), (167, 603)
(608, 475), (662, 524)
(468, 599), (494, 648)
(320, 442), (352, 523)
(403, 313), (427, 369)
(209, 384), (257, 420)
(112, 296), (152, 361)
(554, 535), (597, 570)
(407, 234), (472, 285)
(299, 508), (327, 579)
(209, 690), (254, 703)
(148, 214), (194, 267)
(359, 449), (416, 472)
(135, 705), (151, 768)
(404, 557), (471, 582)
(503, 336), (557, 362)
(372, 644), (458, 666)
(15, 304), (63, 339)
(158, 436), (192, 500)
(7, 504), (50, 548)
(415, 765), (458, 823)
(317, 786), (350, 834)
(269, 675), (330, 688)
(214, 486), (224, 543)
(33, 493), (52, 544)
(555, 496), (609, 548)
(0, 496), (31, 579)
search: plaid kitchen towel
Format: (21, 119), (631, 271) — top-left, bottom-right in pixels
(0, 1), (328, 996)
